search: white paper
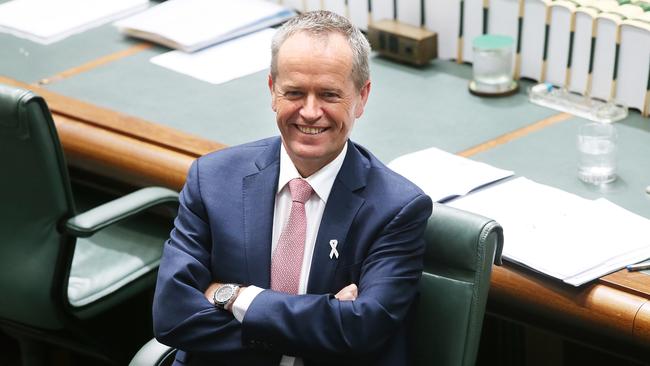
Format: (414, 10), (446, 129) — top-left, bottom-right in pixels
(150, 28), (276, 85)
(448, 177), (650, 286)
(114, 0), (294, 52)
(387, 147), (514, 203)
(0, 0), (148, 44)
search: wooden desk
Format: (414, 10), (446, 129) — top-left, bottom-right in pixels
(3, 21), (650, 361)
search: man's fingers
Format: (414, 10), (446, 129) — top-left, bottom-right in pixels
(335, 283), (358, 301)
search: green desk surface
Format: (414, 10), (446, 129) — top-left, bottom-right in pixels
(0, 23), (140, 84)
(473, 115), (650, 218)
(41, 49), (558, 162)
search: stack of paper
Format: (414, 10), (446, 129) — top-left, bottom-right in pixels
(151, 28), (276, 85)
(448, 177), (650, 286)
(114, 0), (296, 52)
(387, 147), (514, 203)
(0, 0), (148, 44)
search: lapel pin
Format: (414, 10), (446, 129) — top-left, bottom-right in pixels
(329, 239), (339, 259)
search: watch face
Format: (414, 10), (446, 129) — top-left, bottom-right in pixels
(215, 285), (235, 304)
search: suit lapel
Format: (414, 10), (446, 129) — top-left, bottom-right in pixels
(242, 139), (281, 288)
(307, 143), (368, 294)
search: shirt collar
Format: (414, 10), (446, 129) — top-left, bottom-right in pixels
(278, 141), (348, 203)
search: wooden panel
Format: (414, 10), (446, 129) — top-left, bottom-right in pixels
(489, 263), (650, 349)
(601, 269), (650, 298)
(55, 115), (193, 190)
(633, 301), (650, 340)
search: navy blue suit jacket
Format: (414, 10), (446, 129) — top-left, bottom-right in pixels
(153, 137), (432, 365)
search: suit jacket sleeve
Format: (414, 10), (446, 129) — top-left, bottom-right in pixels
(152, 160), (251, 355)
(241, 192), (433, 359)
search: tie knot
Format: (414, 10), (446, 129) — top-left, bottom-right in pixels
(288, 178), (313, 204)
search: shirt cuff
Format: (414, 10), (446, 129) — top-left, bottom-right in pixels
(232, 285), (264, 322)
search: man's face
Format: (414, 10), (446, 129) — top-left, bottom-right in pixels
(269, 31), (370, 177)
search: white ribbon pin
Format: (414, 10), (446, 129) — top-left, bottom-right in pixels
(329, 240), (339, 259)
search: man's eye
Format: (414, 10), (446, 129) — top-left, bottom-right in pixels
(322, 92), (340, 99)
(284, 91), (303, 98)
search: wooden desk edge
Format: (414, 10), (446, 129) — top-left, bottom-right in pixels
(601, 269), (650, 298)
(490, 263), (650, 348)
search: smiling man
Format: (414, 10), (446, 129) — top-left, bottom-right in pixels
(153, 11), (432, 366)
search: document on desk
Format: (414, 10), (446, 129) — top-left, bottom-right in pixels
(114, 0), (295, 52)
(448, 177), (650, 286)
(150, 28), (276, 85)
(387, 147), (514, 203)
(0, 0), (148, 44)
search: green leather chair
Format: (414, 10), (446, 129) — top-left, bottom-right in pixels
(411, 203), (503, 366)
(129, 203), (503, 366)
(0, 84), (180, 365)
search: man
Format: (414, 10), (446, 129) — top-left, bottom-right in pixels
(153, 10), (432, 366)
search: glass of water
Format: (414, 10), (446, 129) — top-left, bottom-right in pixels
(577, 122), (617, 185)
(472, 35), (514, 93)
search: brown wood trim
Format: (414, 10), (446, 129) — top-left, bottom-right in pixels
(36, 43), (153, 86)
(490, 263), (650, 348)
(55, 115), (193, 191)
(0, 76), (225, 158)
(457, 112), (573, 157)
(600, 270), (650, 299)
(634, 301), (650, 339)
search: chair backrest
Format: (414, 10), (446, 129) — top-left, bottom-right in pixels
(0, 84), (75, 329)
(411, 203), (504, 366)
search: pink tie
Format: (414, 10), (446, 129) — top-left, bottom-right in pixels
(271, 178), (313, 294)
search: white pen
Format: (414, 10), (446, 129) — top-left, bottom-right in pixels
(626, 261), (650, 272)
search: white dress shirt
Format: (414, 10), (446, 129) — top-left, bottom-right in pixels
(232, 141), (348, 366)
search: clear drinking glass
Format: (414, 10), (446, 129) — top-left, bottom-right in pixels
(577, 122), (617, 185)
(472, 35), (514, 93)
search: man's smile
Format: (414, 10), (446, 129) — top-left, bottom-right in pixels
(296, 125), (327, 135)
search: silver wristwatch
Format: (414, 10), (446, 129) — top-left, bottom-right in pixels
(213, 283), (240, 310)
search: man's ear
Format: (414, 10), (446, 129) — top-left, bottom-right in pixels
(268, 73), (277, 112)
(354, 80), (371, 118)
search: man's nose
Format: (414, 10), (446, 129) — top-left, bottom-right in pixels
(299, 95), (323, 122)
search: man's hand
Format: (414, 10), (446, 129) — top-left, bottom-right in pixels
(204, 282), (223, 305)
(335, 283), (358, 301)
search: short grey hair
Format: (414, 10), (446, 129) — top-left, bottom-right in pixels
(270, 10), (371, 91)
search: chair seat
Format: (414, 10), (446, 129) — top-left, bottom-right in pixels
(68, 221), (166, 307)
(68, 184), (172, 308)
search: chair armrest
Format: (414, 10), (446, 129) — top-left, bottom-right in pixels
(129, 338), (176, 366)
(66, 187), (179, 238)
